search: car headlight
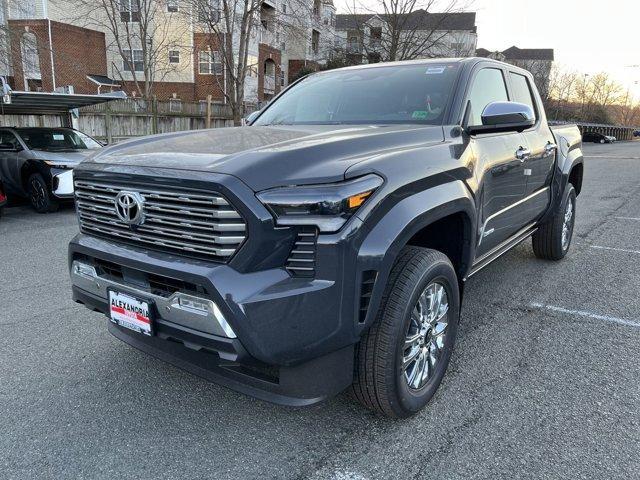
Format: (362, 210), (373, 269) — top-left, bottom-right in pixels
(44, 161), (74, 169)
(256, 174), (383, 232)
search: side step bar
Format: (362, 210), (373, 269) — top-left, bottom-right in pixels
(465, 224), (538, 280)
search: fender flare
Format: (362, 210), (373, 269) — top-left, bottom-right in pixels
(543, 140), (584, 225)
(354, 180), (476, 331)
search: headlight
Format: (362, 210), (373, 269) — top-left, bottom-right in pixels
(256, 174), (383, 232)
(44, 161), (73, 169)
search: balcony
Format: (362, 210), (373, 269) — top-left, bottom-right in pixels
(258, 26), (278, 48)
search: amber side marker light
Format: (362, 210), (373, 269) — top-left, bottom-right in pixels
(348, 191), (373, 209)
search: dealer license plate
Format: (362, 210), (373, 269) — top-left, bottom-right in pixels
(108, 290), (153, 336)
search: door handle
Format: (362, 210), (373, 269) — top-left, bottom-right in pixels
(515, 146), (531, 162)
(544, 142), (558, 156)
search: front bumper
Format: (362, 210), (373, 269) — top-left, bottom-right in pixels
(69, 231), (359, 405)
(52, 169), (74, 198)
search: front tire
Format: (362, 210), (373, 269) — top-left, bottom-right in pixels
(532, 184), (576, 260)
(351, 247), (460, 418)
(28, 173), (58, 213)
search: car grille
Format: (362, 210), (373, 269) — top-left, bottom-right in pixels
(74, 180), (246, 262)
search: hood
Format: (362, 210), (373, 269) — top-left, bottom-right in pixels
(85, 125), (445, 191)
(31, 149), (96, 166)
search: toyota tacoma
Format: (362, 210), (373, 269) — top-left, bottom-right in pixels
(69, 58), (583, 418)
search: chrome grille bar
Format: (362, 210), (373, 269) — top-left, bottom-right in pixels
(75, 179), (246, 261)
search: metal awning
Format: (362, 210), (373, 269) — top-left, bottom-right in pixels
(86, 74), (121, 88)
(0, 90), (126, 115)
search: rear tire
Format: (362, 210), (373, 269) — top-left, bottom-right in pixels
(532, 184), (576, 261)
(28, 173), (59, 213)
(350, 246), (460, 418)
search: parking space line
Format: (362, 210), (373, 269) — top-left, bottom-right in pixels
(583, 155), (640, 159)
(615, 216), (640, 221)
(590, 245), (640, 254)
(531, 303), (640, 329)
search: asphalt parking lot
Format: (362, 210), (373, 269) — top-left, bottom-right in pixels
(1, 141), (639, 480)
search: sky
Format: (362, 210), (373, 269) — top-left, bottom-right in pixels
(333, 0), (640, 97)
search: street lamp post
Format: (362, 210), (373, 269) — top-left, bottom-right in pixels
(580, 73), (589, 120)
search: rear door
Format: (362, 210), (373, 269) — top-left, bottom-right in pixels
(508, 71), (556, 223)
(467, 67), (529, 258)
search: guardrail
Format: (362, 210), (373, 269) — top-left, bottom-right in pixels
(550, 121), (638, 141)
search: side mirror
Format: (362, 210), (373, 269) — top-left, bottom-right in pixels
(467, 101), (535, 135)
(243, 110), (261, 126)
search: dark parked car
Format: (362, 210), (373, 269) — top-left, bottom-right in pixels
(582, 131), (614, 144)
(69, 58), (584, 418)
(0, 127), (102, 212)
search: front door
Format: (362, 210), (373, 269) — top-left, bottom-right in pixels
(466, 67), (530, 258)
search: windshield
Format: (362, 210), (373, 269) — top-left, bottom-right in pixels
(17, 129), (102, 151)
(254, 63), (461, 126)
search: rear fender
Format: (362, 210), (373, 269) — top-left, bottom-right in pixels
(543, 130), (584, 223)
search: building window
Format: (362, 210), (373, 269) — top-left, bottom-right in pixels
(311, 29), (319, 54)
(168, 50), (180, 64)
(247, 55), (258, 77)
(280, 71), (285, 87)
(198, 50), (222, 75)
(122, 49), (144, 72)
(169, 98), (182, 112)
(167, 0), (179, 12)
(120, 0), (140, 22)
(450, 42), (465, 53)
(281, 3), (287, 14)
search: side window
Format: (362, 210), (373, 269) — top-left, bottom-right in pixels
(467, 68), (508, 126)
(0, 131), (20, 149)
(509, 72), (537, 121)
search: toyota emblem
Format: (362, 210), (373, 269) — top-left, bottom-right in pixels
(114, 191), (145, 226)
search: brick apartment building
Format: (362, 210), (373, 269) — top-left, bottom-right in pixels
(0, 0), (336, 106)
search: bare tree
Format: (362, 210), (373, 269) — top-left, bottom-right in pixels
(60, 0), (190, 98)
(341, 0), (474, 63)
(185, 0), (313, 125)
(184, 0), (262, 125)
(616, 90), (640, 127)
(547, 65), (579, 120)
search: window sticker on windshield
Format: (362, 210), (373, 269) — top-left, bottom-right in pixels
(412, 111), (428, 120)
(53, 134), (65, 141)
(426, 66), (446, 75)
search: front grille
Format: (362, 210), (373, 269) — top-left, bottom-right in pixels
(74, 180), (246, 262)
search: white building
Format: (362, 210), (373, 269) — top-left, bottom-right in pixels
(334, 10), (477, 64)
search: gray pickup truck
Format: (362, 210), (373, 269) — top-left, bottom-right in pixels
(69, 58), (583, 418)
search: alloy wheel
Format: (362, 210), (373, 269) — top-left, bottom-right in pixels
(30, 178), (47, 210)
(402, 281), (449, 390)
(561, 199), (574, 251)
